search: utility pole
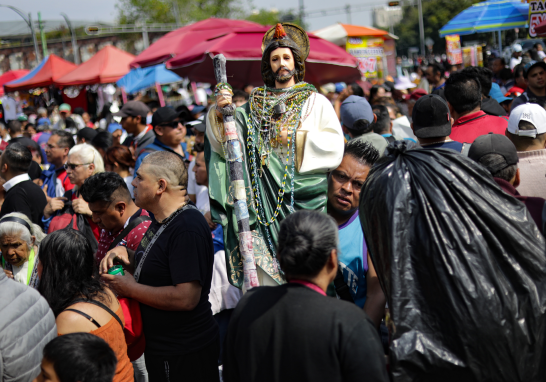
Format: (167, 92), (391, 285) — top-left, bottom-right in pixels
(0, 5), (40, 65)
(38, 12), (48, 57)
(417, 0), (425, 57)
(346, 4), (352, 24)
(172, 0), (182, 28)
(60, 13), (80, 64)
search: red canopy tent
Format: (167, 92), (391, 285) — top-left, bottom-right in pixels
(56, 45), (135, 86)
(4, 55), (76, 92)
(165, 27), (361, 88)
(130, 18), (261, 69)
(0, 70), (29, 96)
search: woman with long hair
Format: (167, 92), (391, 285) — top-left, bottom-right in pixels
(37, 229), (133, 382)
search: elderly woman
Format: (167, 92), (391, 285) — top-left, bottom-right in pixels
(0, 212), (46, 288)
(42, 144), (104, 241)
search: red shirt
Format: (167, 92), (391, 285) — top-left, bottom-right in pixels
(451, 110), (508, 144)
(59, 169), (75, 193)
(95, 209), (151, 263)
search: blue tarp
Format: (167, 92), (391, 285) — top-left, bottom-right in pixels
(439, 0), (528, 37)
(5, 56), (48, 85)
(117, 64), (182, 94)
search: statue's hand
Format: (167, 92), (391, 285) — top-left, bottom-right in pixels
(216, 93), (232, 109)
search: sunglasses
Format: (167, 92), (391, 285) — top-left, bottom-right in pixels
(64, 163), (92, 171)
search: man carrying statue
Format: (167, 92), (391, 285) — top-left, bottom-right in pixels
(205, 23), (344, 287)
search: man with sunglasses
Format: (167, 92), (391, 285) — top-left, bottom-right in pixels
(133, 107), (189, 174)
(327, 140), (386, 327)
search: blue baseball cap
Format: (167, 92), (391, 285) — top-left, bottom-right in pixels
(340, 95), (375, 130)
(489, 83), (512, 104)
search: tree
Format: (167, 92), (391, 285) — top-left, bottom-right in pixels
(116, 0), (244, 25)
(392, 0), (481, 56)
(245, 8), (303, 27)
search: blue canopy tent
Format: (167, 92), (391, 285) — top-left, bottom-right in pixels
(117, 64), (182, 94)
(6, 56), (47, 86)
(439, 0), (529, 50)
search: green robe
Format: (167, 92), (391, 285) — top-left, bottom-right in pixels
(205, 101), (328, 289)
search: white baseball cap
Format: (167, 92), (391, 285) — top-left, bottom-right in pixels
(508, 103), (546, 138)
(513, 43), (523, 53)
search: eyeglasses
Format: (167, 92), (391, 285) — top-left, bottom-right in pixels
(64, 163), (92, 170)
(159, 121), (182, 128)
(64, 150), (95, 171)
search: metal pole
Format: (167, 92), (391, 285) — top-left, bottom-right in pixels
(28, 13), (40, 65)
(171, 0), (182, 28)
(417, 0), (426, 57)
(498, 30), (502, 53)
(346, 4), (352, 24)
(142, 24), (150, 49)
(299, 0), (304, 24)
(0, 5), (40, 65)
(60, 13), (80, 64)
(38, 12), (48, 57)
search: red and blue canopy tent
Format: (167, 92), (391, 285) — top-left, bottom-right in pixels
(3, 55), (76, 92)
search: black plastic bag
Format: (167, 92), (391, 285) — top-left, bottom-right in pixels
(359, 141), (546, 382)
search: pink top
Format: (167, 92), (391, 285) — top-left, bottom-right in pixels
(289, 279), (326, 296)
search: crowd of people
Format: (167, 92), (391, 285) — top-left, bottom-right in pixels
(2, 23), (546, 382)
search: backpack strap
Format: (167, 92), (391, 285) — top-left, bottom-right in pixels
(70, 298), (124, 330)
(64, 309), (102, 328)
(461, 143), (471, 156)
(108, 215), (152, 251)
(384, 135), (396, 144)
(334, 268), (355, 303)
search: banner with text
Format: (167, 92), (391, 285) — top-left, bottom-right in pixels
(529, 0), (546, 38)
(446, 35), (463, 65)
(346, 37), (384, 79)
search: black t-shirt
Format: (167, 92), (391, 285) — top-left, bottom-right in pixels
(223, 284), (389, 382)
(135, 205), (218, 356)
(0, 180), (47, 228)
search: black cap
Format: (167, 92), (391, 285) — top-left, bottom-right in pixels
(113, 101), (150, 120)
(77, 127), (98, 142)
(412, 94), (452, 139)
(468, 133), (519, 173)
(186, 120), (206, 133)
(151, 107), (182, 127)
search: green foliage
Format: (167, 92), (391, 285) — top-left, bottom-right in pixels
(116, 0), (244, 25)
(245, 8), (302, 27)
(393, 0), (481, 55)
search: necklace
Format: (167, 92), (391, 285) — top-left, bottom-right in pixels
(157, 201), (188, 224)
(246, 82), (316, 256)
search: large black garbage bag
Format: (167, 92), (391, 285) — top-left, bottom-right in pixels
(359, 141), (546, 382)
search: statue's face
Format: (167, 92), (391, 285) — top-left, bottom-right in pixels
(270, 47), (295, 84)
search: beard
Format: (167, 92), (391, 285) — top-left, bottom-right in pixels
(275, 66), (296, 84)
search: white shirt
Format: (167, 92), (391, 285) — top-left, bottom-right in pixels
(124, 176), (134, 198)
(3, 173), (30, 192)
(12, 260), (29, 285)
(187, 159), (210, 213)
(510, 57), (522, 70)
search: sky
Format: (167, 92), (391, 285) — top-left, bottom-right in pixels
(0, 0), (375, 32)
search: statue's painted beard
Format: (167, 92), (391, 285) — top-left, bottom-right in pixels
(275, 66), (296, 84)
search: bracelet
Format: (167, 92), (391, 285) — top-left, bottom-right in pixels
(117, 239), (128, 248)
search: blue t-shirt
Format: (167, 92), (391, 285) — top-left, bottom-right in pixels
(338, 210), (368, 308)
(421, 141), (464, 152)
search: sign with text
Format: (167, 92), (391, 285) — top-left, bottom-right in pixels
(529, 0), (546, 38)
(446, 34), (463, 65)
(346, 37), (384, 78)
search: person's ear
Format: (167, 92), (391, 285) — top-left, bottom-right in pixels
(114, 201), (126, 215)
(88, 163), (95, 174)
(373, 114), (377, 123)
(410, 122), (414, 133)
(156, 178), (168, 194)
(155, 126), (164, 137)
(30, 235), (36, 246)
(329, 248), (338, 274)
(450, 117), (454, 127)
(514, 168), (521, 188)
(389, 121), (393, 134)
(1, 162), (7, 174)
